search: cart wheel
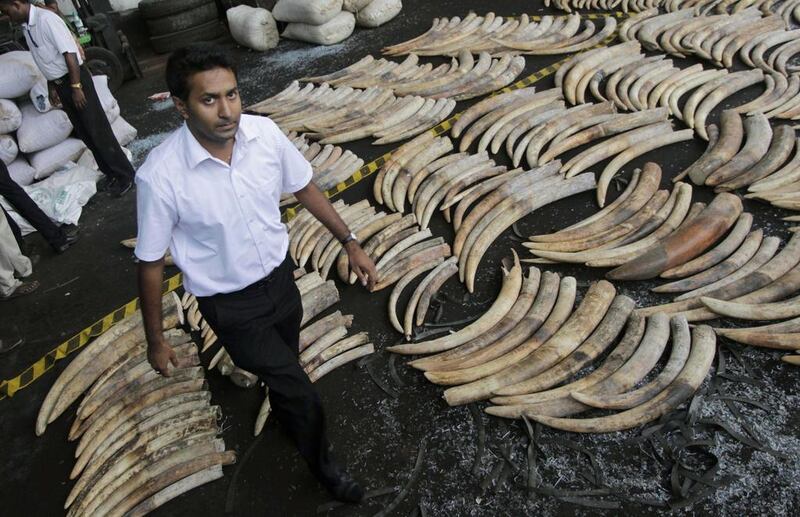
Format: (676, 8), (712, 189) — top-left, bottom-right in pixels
(84, 46), (124, 93)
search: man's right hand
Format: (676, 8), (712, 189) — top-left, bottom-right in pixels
(48, 83), (61, 108)
(147, 337), (179, 376)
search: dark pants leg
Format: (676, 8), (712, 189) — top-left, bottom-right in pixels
(55, 68), (135, 182)
(0, 161), (64, 249)
(197, 258), (333, 478)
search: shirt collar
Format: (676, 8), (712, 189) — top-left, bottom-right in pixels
(24, 5), (39, 28)
(181, 117), (257, 170)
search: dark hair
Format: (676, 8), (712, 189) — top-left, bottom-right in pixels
(165, 43), (237, 100)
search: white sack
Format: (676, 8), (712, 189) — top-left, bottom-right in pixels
(273, 0), (343, 25)
(0, 51), (42, 100)
(227, 5), (280, 51)
(28, 138), (86, 180)
(106, 101), (121, 124)
(112, 116), (137, 146)
(282, 11), (355, 45)
(0, 134), (18, 165)
(7, 156), (36, 186)
(1, 162), (102, 233)
(93, 75), (117, 113)
(17, 103), (73, 154)
(357, 0), (402, 27)
(0, 99), (22, 134)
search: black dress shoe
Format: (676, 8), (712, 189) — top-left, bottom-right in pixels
(55, 230), (79, 254)
(319, 466), (364, 504)
(110, 178), (133, 198)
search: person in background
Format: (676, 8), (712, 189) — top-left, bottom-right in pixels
(0, 207), (38, 300)
(0, 0), (134, 197)
(136, 43), (377, 504)
(0, 160), (78, 253)
(41, 0), (85, 61)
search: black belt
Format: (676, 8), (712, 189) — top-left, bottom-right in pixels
(52, 67), (85, 86)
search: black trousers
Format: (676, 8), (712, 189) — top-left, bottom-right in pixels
(54, 67), (135, 182)
(0, 160), (64, 250)
(197, 255), (334, 479)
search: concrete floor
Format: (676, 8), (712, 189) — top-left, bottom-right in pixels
(1, 1), (799, 515)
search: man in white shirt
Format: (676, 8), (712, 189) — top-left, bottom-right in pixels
(0, 0), (135, 197)
(135, 43), (377, 503)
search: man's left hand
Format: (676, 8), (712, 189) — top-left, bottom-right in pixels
(72, 88), (87, 110)
(345, 241), (377, 291)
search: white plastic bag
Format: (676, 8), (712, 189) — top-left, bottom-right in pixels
(282, 11), (355, 45)
(7, 156), (36, 186)
(28, 138), (87, 180)
(106, 101), (121, 124)
(0, 51), (42, 99)
(227, 5), (280, 51)
(273, 0), (343, 25)
(0, 99), (22, 134)
(112, 116), (137, 146)
(343, 0), (371, 12)
(357, 0), (402, 27)
(93, 75), (117, 113)
(0, 134), (18, 165)
(1, 162), (102, 234)
(16, 103), (73, 154)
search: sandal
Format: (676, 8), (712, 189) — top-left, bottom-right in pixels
(1, 280), (39, 300)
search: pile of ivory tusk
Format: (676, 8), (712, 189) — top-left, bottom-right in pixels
(300, 50), (527, 102)
(557, 41), (779, 135)
(548, 0), (663, 13)
(247, 81), (455, 145)
(380, 12), (617, 57)
(287, 198), (452, 291)
(280, 130), (365, 205)
(664, 0), (800, 34)
(374, 131), (598, 291)
(676, 110), (800, 201)
(178, 270), (375, 436)
(35, 295), (237, 517)
(386, 253), (717, 433)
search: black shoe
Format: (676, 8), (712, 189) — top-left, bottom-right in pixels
(98, 176), (116, 192)
(54, 229), (79, 254)
(110, 178), (133, 198)
(319, 466), (364, 504)
(1, 280), (39, 300)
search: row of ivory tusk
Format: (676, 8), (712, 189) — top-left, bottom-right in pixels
(301, 50), (527, 102)
(386, 253), (717, 433)
(31, 293), (235, 517)
(664, 0), (800, 21)
(548, 0), (662, 13)
(380, 12), (617, 57)
(247, 81), (455, 145)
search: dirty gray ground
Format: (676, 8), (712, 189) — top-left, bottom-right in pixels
(1, 1), (799, 515)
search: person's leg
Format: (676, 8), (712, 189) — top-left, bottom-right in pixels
(0, 161), (66, 250)
(0, 209), (31, 297)
(55, 69), (135, 184)
(1, 206), (25, 251)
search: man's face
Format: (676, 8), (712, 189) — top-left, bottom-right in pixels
(176, 67), (242, 146)
(0, 2), (29, 23)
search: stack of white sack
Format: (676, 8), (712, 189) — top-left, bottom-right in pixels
(0, 61), (137, 186)
(349, 0), (402, 28)
(273, 0), (355, 45)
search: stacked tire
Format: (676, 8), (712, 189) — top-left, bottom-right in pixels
(139, 0), (226, 54)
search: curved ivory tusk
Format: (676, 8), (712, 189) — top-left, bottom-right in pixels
(716, 125), (796, 191)
(660, 212), (754, 279)
(748, 137), (800, 192)
(299, 311), (353, 352)
(413, 268), (541, 371)
(608, 193), (743, 281)
(451, 87), (539, 138)
(705, 113), (772, 186)
(388, 252), (522, 355)
(303, 333), (370, 372)
(573, 315), (691, 410)
(691, 70), (764, 141)
(336, 213), (404, 281)
(404, 256), (459, 337)
(452, 170), (525, 231)
(387, 258), (446, 334)
(462, 173), (596, 292)
(687, 110), (744, 185)
(597, 128), (693, 207)
(529, 325), (715, 432)
(701, 292), (800, 321)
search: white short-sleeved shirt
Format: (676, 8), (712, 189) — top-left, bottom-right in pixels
(22, 5), (83, 81)
(134, 114), (313, 296)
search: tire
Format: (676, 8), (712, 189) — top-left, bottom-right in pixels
(149, 20), (226, 54)
(139, 0), (211, 20)
(84, 46), (124, 93)
(145, 2), (218, 37)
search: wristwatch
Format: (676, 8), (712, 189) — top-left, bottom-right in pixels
(339, 232), (358, 246)
(70, 83), (82, 89)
